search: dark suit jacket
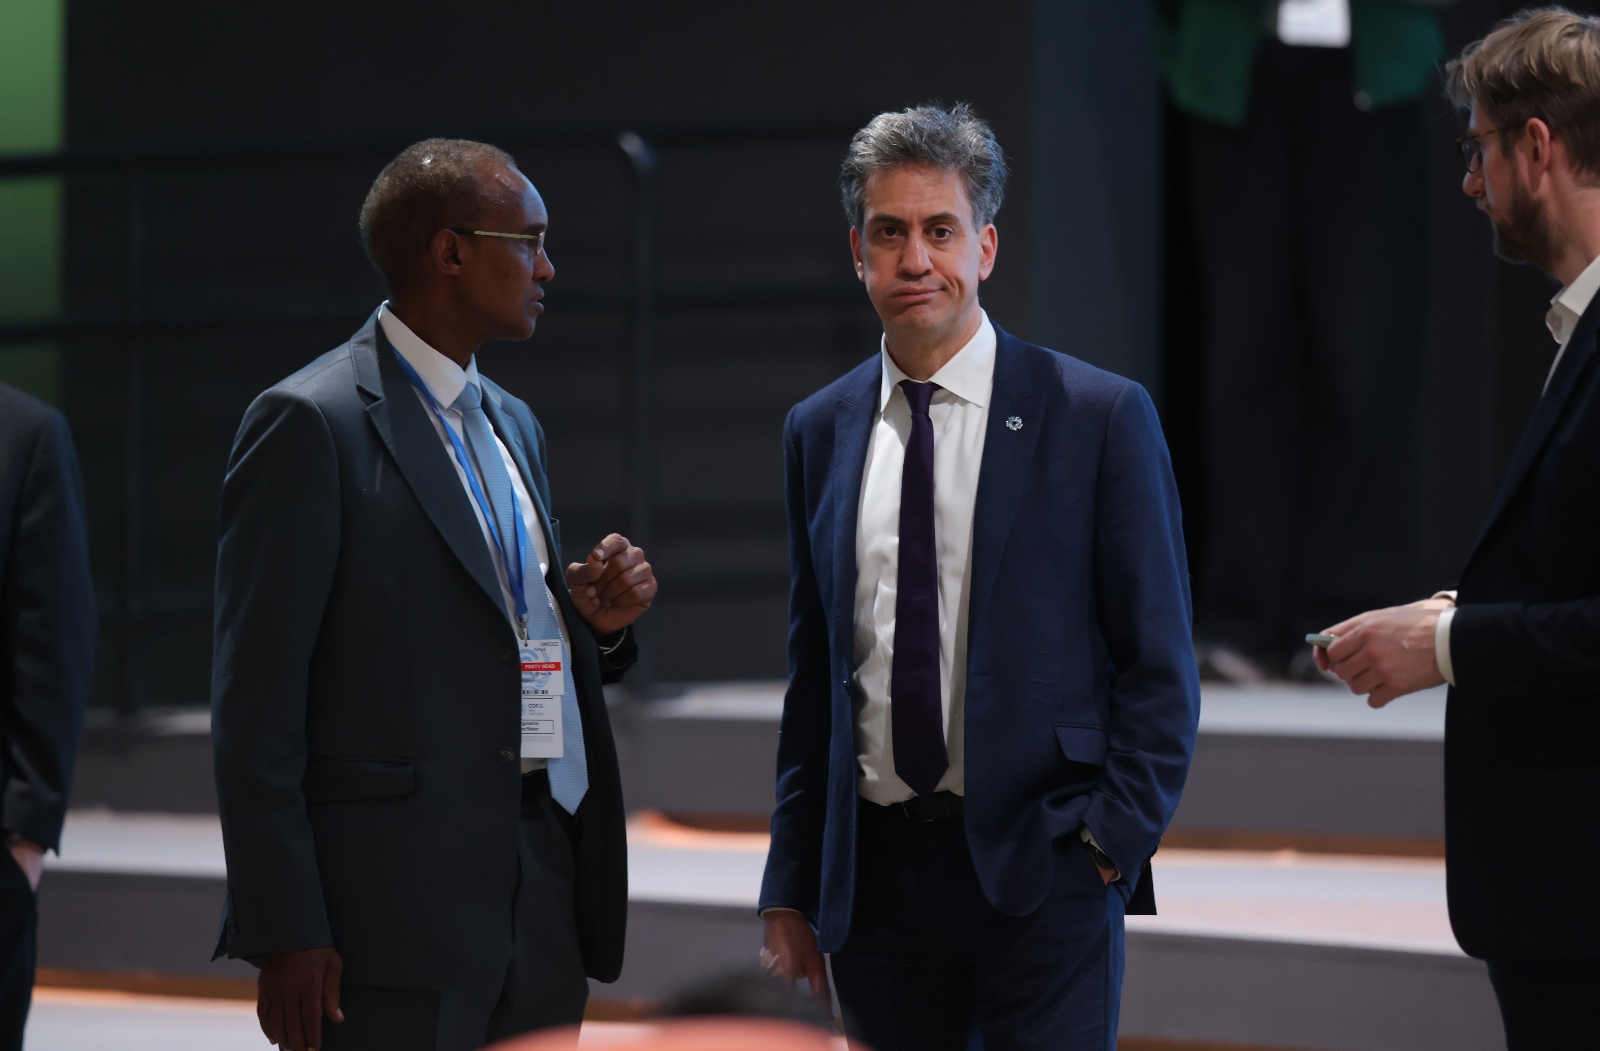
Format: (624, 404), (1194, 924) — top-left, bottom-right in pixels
(0, 383), (96, 854)
(211, 312), (634, 986)
(758, 326), (1201, 952)
(1447, 289), (1600, 960)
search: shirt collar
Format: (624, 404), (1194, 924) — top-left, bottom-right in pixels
(1546, 253), (1600, 347)
(877, 311), (996, 412)
(378, 301), (481, 410)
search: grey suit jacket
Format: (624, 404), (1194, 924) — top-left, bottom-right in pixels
(210, 311), (634, 986)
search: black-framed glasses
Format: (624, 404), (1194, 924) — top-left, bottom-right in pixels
(1457, 129), (1500, 173)
(449, 228), (546, 257)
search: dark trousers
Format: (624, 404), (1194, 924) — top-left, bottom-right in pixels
(1187, 41), (1425, 665)
(0, 848), (36, 1051)
(1487, 958), (1600, 1050)
(830, 801), (1125, 1051)
(324, 771), (589, 1051)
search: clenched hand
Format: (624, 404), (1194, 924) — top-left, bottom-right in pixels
(566, 533), (657, 637)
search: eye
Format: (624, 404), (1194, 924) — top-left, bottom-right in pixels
(928, 226), (954, 243)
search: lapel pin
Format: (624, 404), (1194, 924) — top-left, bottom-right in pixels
(1005, 416), (1023, 431)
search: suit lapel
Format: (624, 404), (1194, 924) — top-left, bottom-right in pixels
(1468, 298), (1600, 563)
(357, 318), (507, 621)
(968, 329), (1046, 625)
(829, 361), (880, 666)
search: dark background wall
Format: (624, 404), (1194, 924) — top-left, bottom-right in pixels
(60, 1), (1044, 707)
(43, 0), (1590, 710)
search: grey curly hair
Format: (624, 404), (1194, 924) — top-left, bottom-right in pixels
(839, 102), (1008, 230)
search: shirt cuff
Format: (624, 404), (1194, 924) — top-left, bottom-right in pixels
(1435, 606), (1457, 687)
(759, 906), (805, 919)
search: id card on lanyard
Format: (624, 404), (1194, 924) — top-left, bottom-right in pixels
(519, 635), (565, 758)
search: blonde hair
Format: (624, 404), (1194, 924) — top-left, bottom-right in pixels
(1445, 7), (1600, 181)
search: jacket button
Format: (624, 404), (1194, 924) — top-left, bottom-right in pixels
(498, 749), (514, 764)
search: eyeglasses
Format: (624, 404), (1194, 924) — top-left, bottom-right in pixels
(449, 228), (546, 259)
(1457, 129), (1500, 173)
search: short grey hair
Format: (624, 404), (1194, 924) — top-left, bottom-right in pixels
(839, 102), (1008, 230)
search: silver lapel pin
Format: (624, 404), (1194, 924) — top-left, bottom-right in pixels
(1005, 415), (1023, 431)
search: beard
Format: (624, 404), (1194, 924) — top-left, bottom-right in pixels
(1489, 173), (1560, 270)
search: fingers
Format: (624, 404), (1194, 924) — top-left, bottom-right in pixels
(301, 980), (323, 1051)
(282, 988), (309, 1051)
(258, 983), (281, 1046)
(322, 954), (345, 1026)
(1324, 629), (1366, 665)
(565, 560), (599, 588)
(594, 560), (656, 607)
(804, 953), (830, 1006)
(591, 533), (630, 561)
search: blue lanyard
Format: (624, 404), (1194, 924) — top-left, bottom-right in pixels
(392, 350), (530, 625)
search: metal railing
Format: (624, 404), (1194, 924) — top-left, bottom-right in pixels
(0, 119), (867, 711)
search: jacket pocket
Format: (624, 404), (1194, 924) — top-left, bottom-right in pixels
(1054, 724), (1108, 767)
(303, 758), (416, 803)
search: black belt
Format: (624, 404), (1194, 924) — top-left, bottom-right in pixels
(871, 790), (964, 823)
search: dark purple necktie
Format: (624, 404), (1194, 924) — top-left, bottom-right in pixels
(891, 379), (949, 797)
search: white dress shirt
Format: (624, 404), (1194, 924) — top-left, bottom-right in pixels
(379, 303), (571, 772)
(1434, 253), (1600, 685)
(853, 313), (995, 804)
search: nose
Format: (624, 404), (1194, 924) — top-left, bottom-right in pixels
(1463, 166), (1485, 199)
(534, 248), (555, 283)
(899, 233), (932, 276)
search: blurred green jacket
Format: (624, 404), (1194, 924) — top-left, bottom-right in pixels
(1151, 0), (1454, 126)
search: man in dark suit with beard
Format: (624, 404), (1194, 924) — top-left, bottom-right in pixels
(212, 139), (657, 1051)
(1317, 12), (1600, 1048)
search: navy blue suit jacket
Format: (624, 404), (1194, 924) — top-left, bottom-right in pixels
(758, 325), (1200, 952)
(211, 312), (634, 986)
(1446, 288), (1600, 960)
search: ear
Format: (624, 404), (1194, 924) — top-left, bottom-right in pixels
(977, 224), (998, 281)
(427, 228), (466, 277)
(850, 226), (866, 282)
(1516, 119), (1555, 178)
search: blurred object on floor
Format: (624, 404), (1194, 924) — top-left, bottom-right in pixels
(654, 966), (833, 1029)
(1195, 643), (1272, 685)
(490, 1017), (840, 1051)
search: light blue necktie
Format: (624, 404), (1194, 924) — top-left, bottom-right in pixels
(453, 382), (588, 813)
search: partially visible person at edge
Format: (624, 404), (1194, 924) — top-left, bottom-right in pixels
(0, 382), (96, 1051)
(211, 139), (656, 1051)
(1152, 0), (1454, 682)
(1313, 11), (1600, 1049)
(758, 103), (1200, 1051)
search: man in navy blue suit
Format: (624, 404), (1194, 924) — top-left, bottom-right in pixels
(1316, 12), (1600, 1049)
(758, 103), (1201, 1051)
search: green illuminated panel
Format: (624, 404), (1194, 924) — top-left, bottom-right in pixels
(0, 0), (63, 404)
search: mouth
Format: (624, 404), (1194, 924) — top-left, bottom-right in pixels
(893, 287), (940, 304)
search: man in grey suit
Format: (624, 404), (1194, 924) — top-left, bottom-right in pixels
(212, 139), (657, 1051)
